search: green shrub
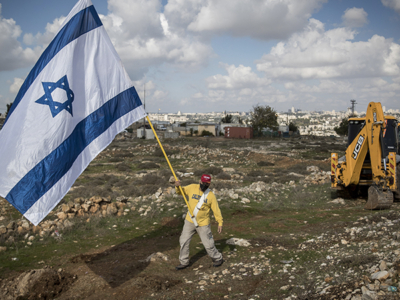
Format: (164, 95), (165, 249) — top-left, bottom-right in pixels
(194, 169), (205, 177)
(114, 151), (135, 158)
(216, 172), (231, 180)
(158, 169), (172, 179)
(109, 157), (124, 162)
(211, 181), (236, 190)
(247, 170), (265, 177)
(138, 162), (160, 169)
(122, 185), (140, 197)
(200, 130), (214, 137)
(243, 176), (271, 183)
(140, 174), (166, 186)
(139, 185), (160, 195)
(206, 166), (223, 175)
(116, 163), (132, 172)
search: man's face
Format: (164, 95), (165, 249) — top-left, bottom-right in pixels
(199, 180), (211, 189)
(202, 182), (210, 188)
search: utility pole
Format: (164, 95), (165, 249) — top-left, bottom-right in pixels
(350, 99), (356, 115)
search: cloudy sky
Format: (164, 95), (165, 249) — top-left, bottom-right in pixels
(0, 0), (399, 114)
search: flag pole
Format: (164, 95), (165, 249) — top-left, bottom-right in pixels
(145, 116), (195, 217)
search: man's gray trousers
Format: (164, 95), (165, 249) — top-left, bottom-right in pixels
(179, 220), (222, 265)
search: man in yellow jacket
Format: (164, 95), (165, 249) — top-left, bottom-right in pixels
(175, 174), (223, 270)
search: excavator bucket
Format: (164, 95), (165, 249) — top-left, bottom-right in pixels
(365, 186), (393, 210)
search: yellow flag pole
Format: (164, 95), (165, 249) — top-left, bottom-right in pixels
(145, 116), (195, 217)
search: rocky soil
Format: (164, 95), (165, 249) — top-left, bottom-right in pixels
(0, 136), (399, 300)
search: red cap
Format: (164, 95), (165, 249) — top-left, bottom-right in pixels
(201, 174), (211, 183)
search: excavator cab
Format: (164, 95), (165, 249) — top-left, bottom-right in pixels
(397, 122), (400, 155)
(382, 118), (398, 155)
(347, 117), (398, 154)
(348, 118), (365, 146)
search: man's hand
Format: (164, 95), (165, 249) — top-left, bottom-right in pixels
(174, 180), (181, 187)
(218, 225), (222, 234)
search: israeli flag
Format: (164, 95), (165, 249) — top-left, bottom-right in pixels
(0, 0), (146, 225)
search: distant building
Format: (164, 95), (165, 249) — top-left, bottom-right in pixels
(278, 125), (289, 132)
(198, 124), (217, 136)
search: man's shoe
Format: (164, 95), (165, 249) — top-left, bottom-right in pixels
(213, 259), (224, 267)
(175, 264), (189, 270)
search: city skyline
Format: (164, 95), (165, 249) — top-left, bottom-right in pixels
(0, 0), (400, 115)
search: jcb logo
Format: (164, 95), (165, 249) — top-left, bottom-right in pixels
(353, 136), (364, 159)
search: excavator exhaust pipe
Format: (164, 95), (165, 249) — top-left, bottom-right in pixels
(365, 186), (393, 210)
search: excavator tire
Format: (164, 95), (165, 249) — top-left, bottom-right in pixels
(365, 186), (393, 210)
(394, 164), (400, 201)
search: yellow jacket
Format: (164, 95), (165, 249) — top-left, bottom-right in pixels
(176, 184), (223, 226)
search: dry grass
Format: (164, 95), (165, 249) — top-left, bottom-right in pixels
(247, 170), (265, 177)
(216, 172), (232, 180)
(257, 161), (275, 167)
(137, 162), (160, 169)
(153, 148), (179, 157)
(140, 174), (168, 186)
(194, 166), (223, 177)
(114, 151), (135, 158)
(116, 163), (132, 172)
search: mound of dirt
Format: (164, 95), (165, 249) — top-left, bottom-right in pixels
(1, 268), (76, 300)
(135, 275), (181, 292)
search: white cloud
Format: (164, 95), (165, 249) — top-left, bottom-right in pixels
(0, 4), (41, 72)
(342, 7), (368, 28)
(193, 92), (203, 98)
(9, 77), (24, 94)
(256, 18), (400, 80)
(99, 0), (214, 79)
(0, 0), (213, 78)
(201, 18), (400, 111)
(206, 64), (270, 89)
(382, 0), (400, 15)
(106, 0), (163, 39)
(165, 0), (327, 40)
(23, 16), (66, 48)
(153, 90), (169, 100)
(23, 33), (34, 45)
(35, 17), (66, 46)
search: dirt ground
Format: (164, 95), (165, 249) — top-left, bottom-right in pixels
(1, 136), (399, 300)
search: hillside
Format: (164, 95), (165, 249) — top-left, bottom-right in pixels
(1, 136), (400, 300)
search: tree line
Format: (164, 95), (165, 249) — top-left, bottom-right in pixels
(225, 105), (298, 136)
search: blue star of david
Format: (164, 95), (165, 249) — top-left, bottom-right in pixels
(35, 75), (74, 118)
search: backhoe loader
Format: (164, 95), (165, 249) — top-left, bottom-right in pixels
(331, 102), (400, 209)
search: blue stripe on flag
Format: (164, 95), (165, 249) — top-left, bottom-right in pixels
(6, 87), (142, 215)
(4, 5), (102, 125)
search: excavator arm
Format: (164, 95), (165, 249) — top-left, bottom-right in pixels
(366, 102), (387, 184)
(338, 123), (369, 186)
(338, 102), (387, 186)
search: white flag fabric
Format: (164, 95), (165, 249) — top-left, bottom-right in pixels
(0, 0), (146, 225)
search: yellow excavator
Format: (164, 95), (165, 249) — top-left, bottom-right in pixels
(331, 102), (400, 209)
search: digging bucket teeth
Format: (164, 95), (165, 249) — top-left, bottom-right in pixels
(365, 185), (393, 210)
